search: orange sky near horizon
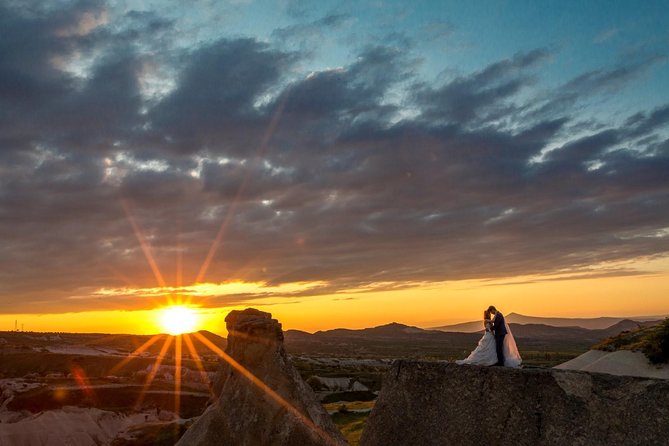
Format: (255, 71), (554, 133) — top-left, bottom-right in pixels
(1, 264), (667, 335)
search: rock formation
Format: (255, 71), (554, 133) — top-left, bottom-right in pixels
(360, 361), (669, 446)
(176, 308), (347, 446)
(555, 349), (669, 379)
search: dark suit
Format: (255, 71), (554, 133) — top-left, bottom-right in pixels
(492, 312), (507, 365)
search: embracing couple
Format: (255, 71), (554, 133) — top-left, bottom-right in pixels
(456, 306), (522, 368)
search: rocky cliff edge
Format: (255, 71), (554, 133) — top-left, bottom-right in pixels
(360, 360), (669, 446)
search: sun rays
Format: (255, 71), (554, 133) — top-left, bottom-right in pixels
(103, 237), (339, 446)
(182, 332), (213, 393)
(108, 329), (336, 444)
(194, 94), (288, 286)
(134, 334), (174, 410)
(97, 98), (340, 445)
(121, 199), (168, 290)
(192, 331), (335, 444)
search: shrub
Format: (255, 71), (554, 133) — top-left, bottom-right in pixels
(594, 318), (669, 364)
(643, 318), (669, 364)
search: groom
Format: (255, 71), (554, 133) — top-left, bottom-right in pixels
(488, 306), (507, 366)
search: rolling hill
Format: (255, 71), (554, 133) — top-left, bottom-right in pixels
(284, 319), (663, 362)
(430, 312), (666, 332)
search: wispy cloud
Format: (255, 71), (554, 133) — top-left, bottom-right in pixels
(593, 27), (620, 44)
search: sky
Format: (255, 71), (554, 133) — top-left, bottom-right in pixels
(1, 0), (668, 334)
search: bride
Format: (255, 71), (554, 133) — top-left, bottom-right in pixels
(455, 310), (522, 367)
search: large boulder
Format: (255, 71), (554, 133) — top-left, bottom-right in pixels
(176, 308), (347, 446)
(360, 360), (669, 446)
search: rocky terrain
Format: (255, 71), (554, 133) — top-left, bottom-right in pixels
(0, 331), (223, 445)
(360, 361), (669, 446)
(176, 309), (348, 446)
(556, 317), (669, 379)
(1, 312), (666, 445)
(0, 325), (377, 445)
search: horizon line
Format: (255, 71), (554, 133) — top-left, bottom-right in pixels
(2, 311), (666, 337)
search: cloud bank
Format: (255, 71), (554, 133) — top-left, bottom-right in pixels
(1, 1), (668, 312)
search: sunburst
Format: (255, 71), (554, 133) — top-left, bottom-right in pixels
(100, 100), (340, 445)
(159, 305), (199, 336)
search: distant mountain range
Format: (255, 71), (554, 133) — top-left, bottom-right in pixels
(429, 313), (667, 332)
(287, 319), (655, 343)
(283, 318), (664, 360)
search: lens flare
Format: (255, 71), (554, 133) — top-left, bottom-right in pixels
(159, 305), (199, 335)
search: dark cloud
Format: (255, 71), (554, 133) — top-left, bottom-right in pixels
(544, 129), (620, 164)
(415, 48), (550, 126)
(625, 104), (669, 138)
(277, 45), (408, 129)
(530, 55), (667, 119)
(0, 1), (668, 313)
(149, 38), (296, 156)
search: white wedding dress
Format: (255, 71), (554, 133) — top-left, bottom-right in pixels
(456, 320), (522, 368)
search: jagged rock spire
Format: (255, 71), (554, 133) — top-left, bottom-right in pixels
(176, 308), (348, 446)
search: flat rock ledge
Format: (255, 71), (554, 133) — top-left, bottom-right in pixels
(176, 309), (347, 446)
(360, 360), (669, 446)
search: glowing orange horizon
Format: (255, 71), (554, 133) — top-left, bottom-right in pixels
(3, 266), (668, 336)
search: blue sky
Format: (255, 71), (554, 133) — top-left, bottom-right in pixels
(151, 1), (669, 101)
(133, 0), (669, 137)
(108, 0), (669, 107)
(0, 0), (668, 314)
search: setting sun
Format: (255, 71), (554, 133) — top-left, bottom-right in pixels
(159, 306), (200, 335)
